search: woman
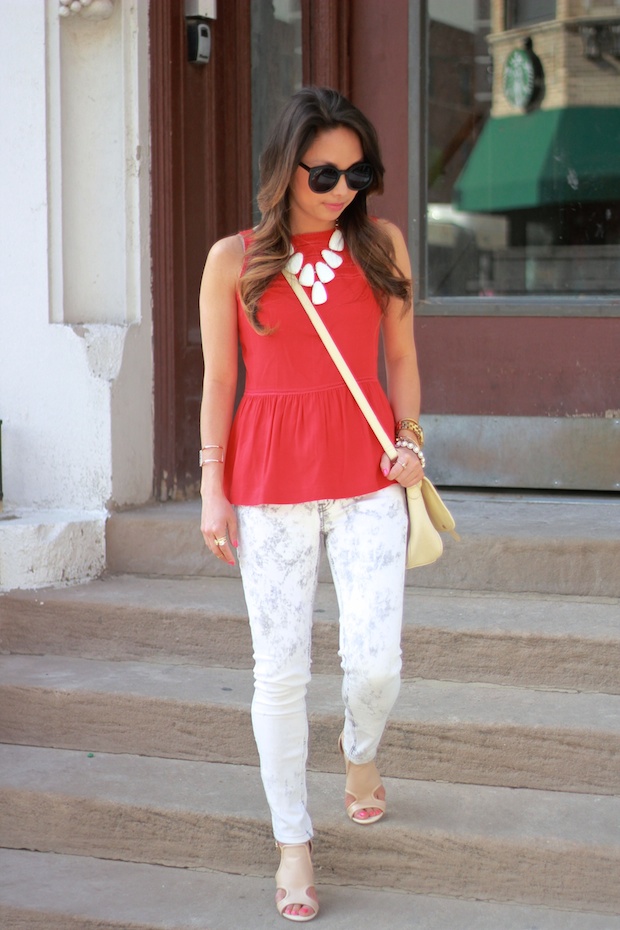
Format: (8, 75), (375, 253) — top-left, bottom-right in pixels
(199, 86), (424, 922)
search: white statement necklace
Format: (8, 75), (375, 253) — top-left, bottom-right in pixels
(285, 228), (345, 305)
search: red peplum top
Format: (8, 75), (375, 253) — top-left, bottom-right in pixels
(224, 229), (396, 504)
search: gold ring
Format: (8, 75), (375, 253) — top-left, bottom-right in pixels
(214, 536), (227, 547)
(398, 460), (406, 470)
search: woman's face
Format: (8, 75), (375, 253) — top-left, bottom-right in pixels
(288, 126), (365, 234)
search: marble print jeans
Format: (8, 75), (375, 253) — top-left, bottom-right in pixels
(235, 484), (408, 843)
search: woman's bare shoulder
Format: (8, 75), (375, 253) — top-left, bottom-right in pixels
(373, 217), (406, 247)
(374, 216), (409, 266)
(205, 233), (246, 276)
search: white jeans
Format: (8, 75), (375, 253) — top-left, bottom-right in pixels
(235, 484), (408, 843)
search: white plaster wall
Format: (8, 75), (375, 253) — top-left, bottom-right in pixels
(0, 0), (153, 588)
(55, 3), (131, 324)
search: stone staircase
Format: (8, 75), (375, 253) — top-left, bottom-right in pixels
(1, 491), (619, 929)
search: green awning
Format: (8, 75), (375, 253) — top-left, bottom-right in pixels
(453, 107), (620, 213)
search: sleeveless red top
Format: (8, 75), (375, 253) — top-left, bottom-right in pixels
(224, 229), (395, 504)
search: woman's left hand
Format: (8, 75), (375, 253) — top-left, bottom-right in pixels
(382, 450), (425, 488)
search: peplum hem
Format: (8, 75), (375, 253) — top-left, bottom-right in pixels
(225, 379), (395, 505)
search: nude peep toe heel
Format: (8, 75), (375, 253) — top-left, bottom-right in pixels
(338, 733), (386, 825)
(275, 841), (319, 922)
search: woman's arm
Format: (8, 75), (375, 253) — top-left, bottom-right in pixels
(378, 220), (424, 488)
(198, 234), (244, 563)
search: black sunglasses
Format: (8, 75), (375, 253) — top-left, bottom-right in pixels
(299, 161), (374, 194)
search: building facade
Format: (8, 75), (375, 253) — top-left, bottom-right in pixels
(0, 0), (618, 590)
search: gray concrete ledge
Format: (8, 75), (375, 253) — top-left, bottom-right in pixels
(3, 849), (620, 930)
(3, 574), (619, 691)
(105, 493), (620, 596)
(2, 746), (619, 914)
(1, 655), (619, 795)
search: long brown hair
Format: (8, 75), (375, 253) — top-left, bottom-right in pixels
(239, 86), (411, 331)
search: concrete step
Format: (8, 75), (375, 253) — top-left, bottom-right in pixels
(2, 850), (620, 930)
(2, 745), (619, 915)
(105, 493), (620, 597)
(1, 654), (620, 795)
(2, 574), (619, 692)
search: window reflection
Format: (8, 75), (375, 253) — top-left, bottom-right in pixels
(427, 0), (620, 297)
(505, 0), (555, 30)
(251, 0), (302, 222)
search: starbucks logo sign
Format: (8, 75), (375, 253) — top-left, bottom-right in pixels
(503, 45), (544, 110)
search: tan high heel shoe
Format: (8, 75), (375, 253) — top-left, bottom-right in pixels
(338, 733), (386, 825)
(275, 841), (319, 922)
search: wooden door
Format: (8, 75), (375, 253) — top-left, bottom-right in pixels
(150, 0), (251, 501)
(151, 0), (349, 500)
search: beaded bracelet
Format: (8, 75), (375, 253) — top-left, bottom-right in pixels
(395, 438), (426, 469)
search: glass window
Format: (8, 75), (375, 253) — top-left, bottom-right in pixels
(505, 0), (555, 29)
(426, 0), (620, 298)
(251, 0), (302, 222)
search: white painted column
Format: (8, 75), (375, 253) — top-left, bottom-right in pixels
(0, 0), (153, 590)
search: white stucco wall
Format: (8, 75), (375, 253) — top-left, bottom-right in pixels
(0, 0), (153, 590)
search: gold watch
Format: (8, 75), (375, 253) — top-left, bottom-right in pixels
(396, 418), (424, 448)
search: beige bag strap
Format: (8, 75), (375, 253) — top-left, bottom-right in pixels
(283, 270), (459, 541)
(282, 270), (398, 462)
